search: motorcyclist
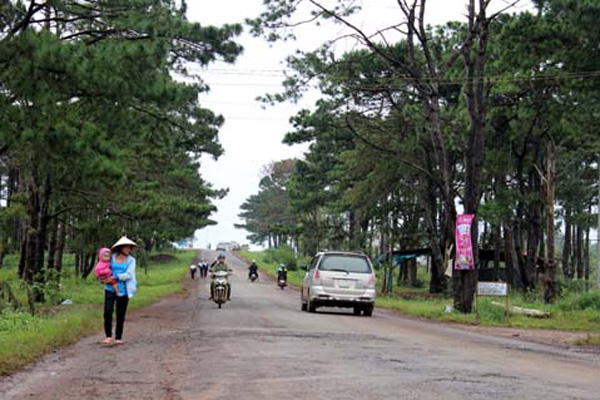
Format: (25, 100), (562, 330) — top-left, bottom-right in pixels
(209, 252), (231, 301)
(248, 260), (258, 280)
(276, 263), (288, 282)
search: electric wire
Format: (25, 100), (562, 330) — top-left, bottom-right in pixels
(189, 67), (600, 88)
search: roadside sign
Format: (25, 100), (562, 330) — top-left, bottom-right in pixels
(477, 282), (508, 297)
(455, 214), (475, 270)
(476, 281), (509, 321)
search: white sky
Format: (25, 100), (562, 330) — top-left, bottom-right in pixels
(186, 0), (534, 250)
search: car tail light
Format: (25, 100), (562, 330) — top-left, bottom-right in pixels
(367, 274), (375, 289)
(313, 269), (322, 285)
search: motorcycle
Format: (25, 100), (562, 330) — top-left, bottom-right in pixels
(278, 275), (287, 290)
(249, 270), (258, 282)
(211, 270), (230, 308)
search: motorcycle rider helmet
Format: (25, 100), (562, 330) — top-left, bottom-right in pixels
(218, 252), (226, 260)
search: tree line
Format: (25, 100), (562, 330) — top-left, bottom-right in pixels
(237, 0), (600, 312)
(0, 1), (241, 303)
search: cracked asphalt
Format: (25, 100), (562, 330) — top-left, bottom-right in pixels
(2, 250), (599, 399)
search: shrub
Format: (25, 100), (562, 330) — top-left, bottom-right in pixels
(263, 246), (298, 270)
(558, 291), (600, 312)
(0, 310), (38, 332)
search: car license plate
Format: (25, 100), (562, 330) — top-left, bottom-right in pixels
(337, 279), (353, 288)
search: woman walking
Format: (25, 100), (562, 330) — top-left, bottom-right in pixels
(101, 236), (138, 345)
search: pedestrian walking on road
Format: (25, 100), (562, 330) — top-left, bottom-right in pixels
(200, 259), (208, 278)
(101, 236), (138, 346)
(190, 262), (198, 280)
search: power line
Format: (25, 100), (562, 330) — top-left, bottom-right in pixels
(223, 116), (290, 121)
(199, 100), (266, 106)
(205, 82), (284, 87)
(190, 66), (600, 87)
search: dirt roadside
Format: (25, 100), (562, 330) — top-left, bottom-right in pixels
(0, 276), (203, 399)
(377, 306), (599, 350)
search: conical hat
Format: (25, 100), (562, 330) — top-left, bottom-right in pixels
(111, 236), (138, 250)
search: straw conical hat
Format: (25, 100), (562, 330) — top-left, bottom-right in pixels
(111, 236), (138, 250)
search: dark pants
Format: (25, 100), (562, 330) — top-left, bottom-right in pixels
(104, 290), (129, 340)
(191, 268), (197, 279)
(201, 267), (208, 278)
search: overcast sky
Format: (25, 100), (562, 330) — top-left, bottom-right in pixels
(186, 0), (534, 250)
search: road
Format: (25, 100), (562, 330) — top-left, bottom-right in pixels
(2, 250), (599, 399)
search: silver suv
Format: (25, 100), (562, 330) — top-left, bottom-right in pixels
(301, 251), (376, 316)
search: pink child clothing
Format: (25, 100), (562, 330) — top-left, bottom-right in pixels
(94, 247), (113, 281)
(94, 247), (119, 296)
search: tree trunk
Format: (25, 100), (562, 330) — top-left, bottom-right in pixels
(503, 220), (522, 288)
(54, 221), (66, 277)
(8, 168), (20, 254)
(454, 0), (490, 313)
(562, 212), (572, 280)
(584, 217), (590, 282)
(575, 223), (584, 280)
(79, 251), (95, 279)
(46, 218), (58, 288)
(493, 224), (501, 279)
(407, 258), (417, 287)
(18, 170), (52, 302)
(420, 176), (446, 294)
(524, 172), (542, 292)
(543, 139), (556, 303)
(75, 252), (82, 277)
(398, 261), (407, 284)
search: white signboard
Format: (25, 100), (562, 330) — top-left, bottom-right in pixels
(477, 282), (508, 297)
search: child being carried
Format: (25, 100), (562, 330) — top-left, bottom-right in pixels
(94, 247), (119, 296)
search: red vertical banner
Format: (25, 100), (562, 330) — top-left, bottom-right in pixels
(455, 214), (475, 270)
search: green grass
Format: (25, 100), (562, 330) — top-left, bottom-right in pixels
(0, 250), (195, 375)
(376, 293), (600, 332)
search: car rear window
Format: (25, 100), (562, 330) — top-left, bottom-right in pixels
(318, 255), (372, 274)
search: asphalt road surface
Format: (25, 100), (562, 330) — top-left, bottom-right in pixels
(2, 250), (600, 400)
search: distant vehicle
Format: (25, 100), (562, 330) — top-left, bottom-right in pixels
(301, 251), (376, 316)
(215, 243), (227, 252)
(215, 241), (241, 252)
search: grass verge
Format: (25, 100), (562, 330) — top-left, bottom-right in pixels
(0, 250), (195, 376)
(376, 295), (600, 333)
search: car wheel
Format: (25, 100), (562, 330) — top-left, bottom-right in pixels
(307, 295), (316, 313)
(301, 302), (307, 311)
(353, 306), (362, 316)
(363, 306), (373, 317)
